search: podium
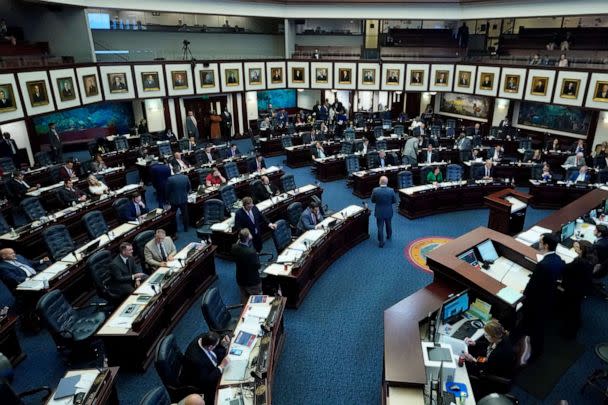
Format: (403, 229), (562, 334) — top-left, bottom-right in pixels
(484, 188), (532, 235)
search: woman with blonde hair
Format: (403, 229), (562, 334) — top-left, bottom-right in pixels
(87, 174), (109, 196)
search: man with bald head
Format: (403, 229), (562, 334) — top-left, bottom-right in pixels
(177, 394), (205, 405)
(370, 176), (396, 248)
(0, 248), (50, 290)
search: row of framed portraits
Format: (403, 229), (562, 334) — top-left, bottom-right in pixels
(1, 61), (608, 122)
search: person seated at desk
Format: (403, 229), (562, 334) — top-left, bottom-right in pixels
(571, 139), (585, 154)
(593, 225), (608, 276)
(171, 151), (190, 173)
(87, 174), (109, 196)
(426, 166), (443, 184)
(593, 143), (607, 169)
(201, 144), (217, 165)
(182, 331), (230, 405)
(560, 240), (595, 339)
(540, 163), (553, 181)
(259, 116), (271, 132)
(91, 154), (108, 172)
(530, 149), (543, 164)
(294, 115), (305, 127)
(144, 229), (177, 270)
(547, 138), (561, 152)
(7, 171), (39, 202)
(297, 201), (324, 232)
(248, 154), (267, 174)
(314, 141), (326, 159)
(319, 122), (329, 136)
(491, 144), (504, 161)
(235, 196), (277, 252)
(205, 165), (226, 187)
(231, 228), (262, 303)
(255, 175), (279, 202)
(59, 160), (78, 181)
(109, 242), (148, 300)
(122, 193), (148, 221)
(358, 137), (373, 155)
(377, 150), (394, 168)
(421, 145), (438, 164)
(565, 152), (586, 167)
(185, 136), (199, 152)
(462, 319), (516, 398)
(162, 128), (177, 142)
(225, 143), (240, 159)
(470, 149), (483, 163)
(58, 179), (87, 206)
(0, 248), (50, 290)
(482, 159), (494, 180)
(570, 165), (590, 183)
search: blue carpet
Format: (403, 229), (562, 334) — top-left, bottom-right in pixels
(6, 139), (607, 404)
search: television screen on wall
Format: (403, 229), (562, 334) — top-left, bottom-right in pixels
(517, 101), (591, 136)
(257, 89), (296, 112)
(87, 13), (111, 30)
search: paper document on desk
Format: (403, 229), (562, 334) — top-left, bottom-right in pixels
(277, 249), (303, 264)
(263, 263), (291, 276)
(505, 196), (527, 212)
(516, 230), (540, 246)
(333, 205), (363, 219)
(556, 244), (577, 264)
(246, 305), (271, 319)
(112, 222), (138, 236)
(439, 334), (468, 356)
(17, 279), (45, 290)
(222, 359), (248, 381)
(497, 287), (523, 305)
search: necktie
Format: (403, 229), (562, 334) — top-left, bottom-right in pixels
(9, 141), (16, 154)
(20, 180), (30, 189)
(159, 243), (167, 261)
(381, 159), (385, 168)
(486, 167), (490, 177)
(135, 203), (141, 216)
(247, 209), (256, 227)
(207, 349), (218, 365)
(311, 213), (317, 225)
(67, 167), (72, 177)
(11, 260), (35, 277)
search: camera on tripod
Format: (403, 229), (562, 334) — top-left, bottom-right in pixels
(182, 39), (190, 47)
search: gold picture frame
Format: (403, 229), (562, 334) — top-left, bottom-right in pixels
(479, 73), (494, 90)
(560, 79), (580, 99)
(434, 70), (449, 86)
(141, 72), (160, 92)
(26, 80), (49, 106)
(107, 73), (128, 93)
(0, 83), (17, 112)
(410, 70), (424, 86)
(530, 76), (548, 96)
(200, 70), (215, 88)
(385, 69), (400, 85)
(338, 68), (352, 84)
(593, 80), (608, 102)
(171, 71), (188, 90)
(457, 71), (472, 88)
(503, 74), (520, 93)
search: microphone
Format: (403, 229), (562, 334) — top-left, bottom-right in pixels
(303, 240), (309, 250)
(178, 258), (184, 268)
(250, 369), (264, 381)
(151, 283), (158, 295)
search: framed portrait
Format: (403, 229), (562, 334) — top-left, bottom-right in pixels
(107, 73), (128, 93)
(141, 72), (160, 91)
(405, 64), (429, 91)
(530, 76), (548, 96)
(362, 69), (376, 84)
(560, 79), (580, 99)
(457, 71), (472, 88)
(315, 67), (328, 83)
(593, 81), (608, 102)
(338, 68), (352, 84)
(249, 68), (262, 85)
(26, 80), (49, 106)
(200, 70), (215, 88)
(454, 65), (476, 94)
(171, 70), (189, 90)
(83, 74), (99, 97)
(225, 69), (240, 86)
(410, 70), (424, 86)
(381, 63), (404, 90)
(475, 67), (500, 97)
(56, 77), (76, 102)
(270, 68), (283, 84)
(386, 69), (400, 85)
(479, 73), (494, 90)
(291, 67), (305, 83)
(503, 75), (520, 93)
(0, 83), (17, 112)
(434, 70), (449, 86)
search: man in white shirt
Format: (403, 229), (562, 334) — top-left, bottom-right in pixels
(0, 248), (49, 290)
(171, 151), (190, 173)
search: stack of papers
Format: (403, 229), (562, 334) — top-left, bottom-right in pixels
(516, 225), (551, 246)
(276, 248), (303, 264)
(497, 287), (523, 305)
(333, 205), (364, 218)
(263, 263), (292, 276)
(505, 196), (527, 213)
(556, 244), (577, 264)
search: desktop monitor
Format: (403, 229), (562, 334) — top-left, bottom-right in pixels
(458, 249), (479, 267)
(560, 221), (576, 242)
(441, 290), (470, 324)
(476, 239), (499, 263)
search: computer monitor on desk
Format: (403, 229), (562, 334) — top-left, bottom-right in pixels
(458, 249), (479, 267)
(560, 221), (575, 243)
(476, 239), (499, 264)
(442, 290), (469, 325)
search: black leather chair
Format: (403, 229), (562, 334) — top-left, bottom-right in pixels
(397, 171), (413, 188)
(0, 157), (15, 173)
(158, 142), (172, 157)
(49, 165), (62, 183)
(196, 199), (225, 240)
(0, 212), (10, 234)
(201, 287), (242, 335)
(345, 154), (360, 174)
(286, 202), (303, 235)
(20, 197), (47, 222)
(281, 135), (293, 148)
(139, 386), (171, 405)
(420, 166), (433, 184)
(470, 163), (485, 180)
(0, 379), (51, 405)
(34, 151), (53, 167)
(340, 141), (354, 155)
(301, 132), (312, 144)
(82, 210), (109, 239)
(375, 139), (387, 151)
(133, 230), (155, 268)
(114, 136), (128, 151)
(178, 138), (189, 151)
(36, 290), (106, 357)
(272, 219), (292, 253)
(223, 162), (240, 180)
(140, 133), (153, 146)
(280, 174), (296, 193)
(366, 151), (380, 169)
(530, 164), (543, 180)
(250, 179), (267, 203)
(344, 128), (355, 141)
(598, 169), (608, 184)
(86, 250), (123, 306)
(446, 164), (462, 182)
(196, 167), (214, 186)
(220, 185), (238, 213)
(112, 197), (130, 221)
(154, 335), (198, 402)
(193, 149), (206, 166)
(42, 225), (75, 261)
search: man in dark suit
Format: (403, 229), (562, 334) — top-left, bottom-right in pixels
(297, 201), (324, 233)
(421, 145), (438, 164)
(0, 89), (13, 109)
(594, 225), (608, 271)
(0, 132), (18, 165)
(57, 179), (87, 207)
(48, 123), (62, 163)
(150, 161), (171, 208)
(201, 144), (217, 165)
(170, 151), (190, 173)
(234, 196), (277, 252)
(182, 332), (230, 405)
(371, 176), (396, 248)
(186, 111), (200, 141)
(31, 85), (45, 103)
(221, 108), (232, 141)
(248, 154), (267, 174)
(377, 150), (395, 168)
(58, 160), (78, 181)
(482, 159), (494, 179)
(255, 175), (279, 201)
(231, 228), (262, 302)
(7, 171), (38, 203)
(521, 233), (565, 360)
(122, 193), (148, 221)
(0, 248), (49, 290)
(596, 83), (608, 99)
(166, 167), (192, 232)
(357, 138), (373, 155)
(225, 143), (241, 159)
(108, 242), (147, 301)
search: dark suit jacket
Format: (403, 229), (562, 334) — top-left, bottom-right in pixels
(0, 139), (17, 159)
(254, 182), (278, 202)
(523, 252), (565, 323)
(231, 242), (261, 287)
(595, 237), (608, 265)
(182, 340), (227, 403)
(108, 255), (142, 296)
(467, 337), (516, 379)
(150, 163), (171, 192)
(7, 178), (29, 202)
(0, 255), (44, 289)
(200, 151), (217, 165)
(248, 158), (267, 173)
(224, 148), (241, 159)
(48, 129), (61, 150)
(57, 186), (83, 206)
(169, 158), (190, 173)
(123, 201), (148, 221)
(58, 166), (75, 180)
(420, 151), (438, 164)
(371, 186), (396, 219)
(376, 155), (395, 168)
(297, 207), (323, 232)
(235, 206), (269, 237)
(165, 174), (191, 205)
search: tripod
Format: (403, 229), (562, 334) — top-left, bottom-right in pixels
(181, 42), (194, 60)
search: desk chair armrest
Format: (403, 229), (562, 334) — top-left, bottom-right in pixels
(227, 304), (244, 311)
(19, 386), (52, 401)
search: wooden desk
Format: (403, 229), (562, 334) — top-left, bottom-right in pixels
(263, 206), (370, 308)
(485, 188), (531, 235)
(399, 181), (510, 219)
(314, 155), (348, 182)
(0, 314), (25, 366)
(285, 142), (341, 168)
(529, 181), (597, 209)
(46, 367), (119, 405)
(535, 188), (608, 231)
(97, 244), (217, 371)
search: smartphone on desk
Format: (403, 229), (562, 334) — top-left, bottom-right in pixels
(230, 348), (243, 356)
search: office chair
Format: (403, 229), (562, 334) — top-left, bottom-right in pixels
(366, 151), (380, 169)
(82, 210), (109, 239)
(375, 139), (387, 151)
(393, 125), (404, 137)
(345, 154), (360, 175)
(36, 290), (106, 360)
(566, 166), (579, 182)
(373, 126), (384, 139)
(519, 138), (532, 151)
(446, 127), (455, 138)
(0, 158), (15, 174)
(223, 162), (240, 180)
(48, 165), (62, 183)
(158, 141), (172, 157)
(219, 184), (239, 213)
(470, 163), (485, 180)
(522, 150), (533, 162)
(301, 132), (312, 145)
(114, 136), (128, 151)
(139, 386), (171, 405)
(280, 174), (296, 193)
(0, 212), (10, 234)
(154, 335), (198, 402)
(133, 230), (155, 269)
(344, 128), (355, 142)
(597, 169), (608, 184)
(196, 167), (214, 186)
(489, 127), (500, 138)
(446, 164), (463, 182)
(86, 249), (123, 306)
(446, 119), (456, 128)
(196, 199), (225, 240)
(431, 125), (441, 138)
(281, 135), (293, 148)
(249, 179), (267, 203)
(0, 354), (51, 404)
(530, 164), (543, 180)
(42, 225), (75, 261)
(140, 133), (153, 146)
(397, 171), (413, 189)
(34, 151), (53, 167)
(178, 138), (189, 151)
(340, 141), (354, 155)
(193, 149), (206, 166)
(420, 166), (433, 185)
(20, 197), (47, 222)
(271, 219), (292, 253)
(286, 202), (303, 235)
(112, 197), (131, 221)
(200, 287), (242, 335)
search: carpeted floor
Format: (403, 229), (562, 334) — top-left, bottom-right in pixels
(5, 138), (607, 404)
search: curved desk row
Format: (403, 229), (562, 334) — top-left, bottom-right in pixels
(528, 181), (602, 209)
(262, 205), (370, 308)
